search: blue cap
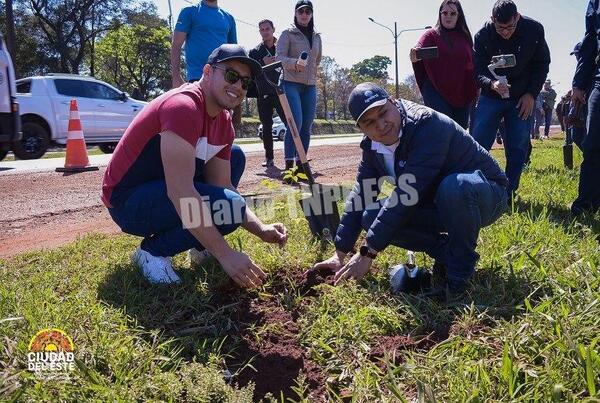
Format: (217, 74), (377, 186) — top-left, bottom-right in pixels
(570, 42), (582, 56)
(348, 82), (390, 123)
(206, 44), (263, 78)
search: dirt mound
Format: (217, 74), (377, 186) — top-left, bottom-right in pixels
(228, 299), (326, 401)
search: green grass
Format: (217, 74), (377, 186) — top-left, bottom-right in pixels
(1, 139), (599, 401)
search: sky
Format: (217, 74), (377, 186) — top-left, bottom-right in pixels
(154, 0), (590, 96)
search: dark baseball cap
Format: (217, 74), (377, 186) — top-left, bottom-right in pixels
(570, 42), (582, 55)
(206, 44), (263, 78)
(295, 0), (313, 10)
(348, 82), (390, 124)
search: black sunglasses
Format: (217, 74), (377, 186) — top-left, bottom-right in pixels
(211, 65), (253, 90)
(297, 7), (313, 15)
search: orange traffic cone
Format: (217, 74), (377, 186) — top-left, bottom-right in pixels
(56, 99), (98, 173)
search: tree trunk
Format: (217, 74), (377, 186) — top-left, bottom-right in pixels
(5, 0), (17, 76)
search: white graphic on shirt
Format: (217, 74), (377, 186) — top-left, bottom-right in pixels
(195, 137), (226, 162)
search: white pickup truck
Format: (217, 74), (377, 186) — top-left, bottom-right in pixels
(15, 74), (147, 159)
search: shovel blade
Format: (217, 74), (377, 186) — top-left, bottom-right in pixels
(298, 184), (341, 241)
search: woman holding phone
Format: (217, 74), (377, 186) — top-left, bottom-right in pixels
(410, 0), (477, 129)
(276, 0), (322, 172)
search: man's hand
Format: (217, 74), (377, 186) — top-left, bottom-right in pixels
(516, 93), (535, 120)
(334, 252), (373, 285)
(263, 55), (276, 65)
(172, 75), (185, 89)
(409, 48), (419, 63)
(572, 87), (587, 106)
(491, 80), (510, 98)
(295, 63), (306, 73)
(312, 250), (347, 273)
(259, 223), (288, 247)
(219, 250), (267, 288)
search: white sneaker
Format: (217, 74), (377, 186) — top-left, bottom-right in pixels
(188, 248), (212, 267)
(132, 247), (181, 284)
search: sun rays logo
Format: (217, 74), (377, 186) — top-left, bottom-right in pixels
(27, 328), (75, 380)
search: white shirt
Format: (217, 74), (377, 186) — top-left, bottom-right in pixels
(371, 128), (403, 178)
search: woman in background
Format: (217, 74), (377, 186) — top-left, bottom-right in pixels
(410, 0), (477, 129)
(276, 0), (322, 172)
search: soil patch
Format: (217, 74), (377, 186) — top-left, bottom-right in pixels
(227, 298), (327, 401)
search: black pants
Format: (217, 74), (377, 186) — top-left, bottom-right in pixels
(257, 94), (285, 160)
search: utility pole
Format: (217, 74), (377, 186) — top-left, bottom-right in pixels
(368, 18), (431, 98)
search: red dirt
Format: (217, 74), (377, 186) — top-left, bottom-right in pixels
(228, 298), (327, 401)
(0, 145), (360, 258)
(368, 324), (451, 366)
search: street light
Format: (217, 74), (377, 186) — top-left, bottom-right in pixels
(368, 18), (431, 98)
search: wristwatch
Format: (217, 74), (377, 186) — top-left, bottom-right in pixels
(359, 243), (378, 259)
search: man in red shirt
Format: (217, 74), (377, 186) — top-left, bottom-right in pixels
(102, 44), (287, 287)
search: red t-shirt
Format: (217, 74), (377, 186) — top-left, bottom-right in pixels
(412, 28), (478, 108)
(101, 84), (234, 208)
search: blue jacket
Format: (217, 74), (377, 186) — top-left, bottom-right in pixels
(573, 0), (600, 90)
(334, 100), (508, 253)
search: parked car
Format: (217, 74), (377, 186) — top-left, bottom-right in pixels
(0, 34), (21, 161)
(14, 74), (147, 159)
(258, 115), (286, 141)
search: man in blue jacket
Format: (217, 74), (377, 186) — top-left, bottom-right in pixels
(313, 83), (508, 295)
(471, 0), (550, 196)
(571, 0), (600, 216)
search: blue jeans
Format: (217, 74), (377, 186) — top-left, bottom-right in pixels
(533, 108), (543, 138)
(282, 81), (317, 161)
(421, 80), (470, 129)
(108, 145), (247, 257)
(362, 170), (507, 288)
(472, 95), (530, 195)
(543, 106), (552, 137)
(573, 84), (600, 213)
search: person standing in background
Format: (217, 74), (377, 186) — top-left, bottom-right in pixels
(539, 79), (557, 139)
(410, 0), (477, 129)
(170, 0), (242, 130)
(248, 19), (286, 168)
(471, 0), (550, 197)
(571, 0), (600, 216)
(276, 0), (322, 172)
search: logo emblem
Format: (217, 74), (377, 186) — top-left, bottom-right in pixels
(364, 90), (379, 104)
(28, 328), (76, 380)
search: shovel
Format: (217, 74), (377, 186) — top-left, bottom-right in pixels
(261, 61), (340, 241)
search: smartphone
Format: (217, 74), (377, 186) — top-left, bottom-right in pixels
(297, 51), (309, 67)
(415, 47), (439, 60)
(491, 54), (516, 68)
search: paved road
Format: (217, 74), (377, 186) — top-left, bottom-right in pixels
(0, 134), (364, 175)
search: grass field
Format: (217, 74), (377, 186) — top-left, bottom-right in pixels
(1, 138), (599, 402)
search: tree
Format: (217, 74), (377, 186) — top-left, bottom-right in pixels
(350, 55), (392, 80)
(0, 3), (47, 77)
(95, 23), (171, 100)
(317, 56), (337, 119)
(332, 67), (355, 120)
(28, 0), (125, 74)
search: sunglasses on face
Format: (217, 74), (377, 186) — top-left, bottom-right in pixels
(297, 8), (313, 15)
(211, 65), (253, 90)
(441, 11), (458, 17)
